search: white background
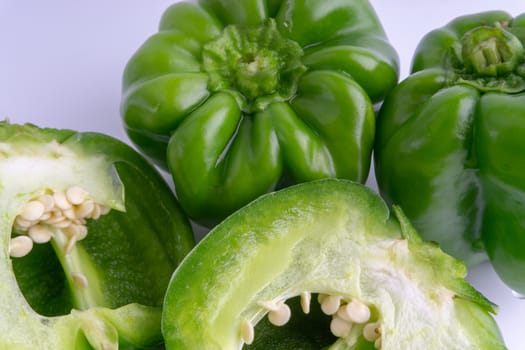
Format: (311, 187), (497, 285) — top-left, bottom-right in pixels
(1, 1), (525, 349)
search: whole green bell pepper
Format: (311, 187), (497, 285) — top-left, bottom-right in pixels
(120, 0), (399, 226)
(374, 11), (525, 293)
(162, 179), (506, 349)
(0, 122), (194, 349)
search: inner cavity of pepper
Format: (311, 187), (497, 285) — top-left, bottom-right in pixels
(9, 186), (110, 305)
(241, 292), (383, 349)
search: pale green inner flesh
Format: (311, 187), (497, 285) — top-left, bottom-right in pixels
(0, 141), (123, 214)
(0, 141), (124, 348)
(197, 211), (472, 349)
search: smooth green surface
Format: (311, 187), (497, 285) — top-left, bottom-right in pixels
(0, 122), (194, 349)
(375, 11), (525, 293)
(162, 179), (505, 349)
(121, 0), (399, 226)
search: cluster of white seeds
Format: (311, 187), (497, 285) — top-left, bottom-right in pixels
(240, 292), (382, 348)
(9, 186), (110, 259)
(318, 294), (382, 348)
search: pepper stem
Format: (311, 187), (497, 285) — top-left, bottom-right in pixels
(202, 19), (306, 112)
(461, 25), (525, 76)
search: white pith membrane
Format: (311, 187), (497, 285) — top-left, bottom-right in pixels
(10, 186), (111, 288)
(219, 220), (471, 350)
(240, 292), (382, 348)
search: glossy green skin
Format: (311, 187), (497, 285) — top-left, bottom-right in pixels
(121, 0), (399, 225)
(375, 11), (525, 293)
(0, 122), (194, 349)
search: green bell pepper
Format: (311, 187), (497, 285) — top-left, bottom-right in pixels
(0, 122), (194, 349)
(374, 11), (525, 293)
(162, 179), (506, 349)
(120, 0), (399, 226)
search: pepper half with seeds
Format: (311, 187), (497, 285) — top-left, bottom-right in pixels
(162, 179), (506, 349)
(0, 122), (194, 349)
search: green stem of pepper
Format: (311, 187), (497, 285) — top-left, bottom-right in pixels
(202, 18), (306, 113)
(461, 25), (525, 76)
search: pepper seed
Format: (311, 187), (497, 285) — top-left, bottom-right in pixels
(9, 236), (34, 258)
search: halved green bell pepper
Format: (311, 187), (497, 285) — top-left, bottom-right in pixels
(162, 179), (506, 349)
(120, 0), (399, 226)
(375, 11), (525, 294)
(0, 122), (194, 349)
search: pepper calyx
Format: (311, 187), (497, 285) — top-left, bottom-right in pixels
(447, 22), (525, 92)
(202, 18), (307, 113)
(461, 25), (524, 76)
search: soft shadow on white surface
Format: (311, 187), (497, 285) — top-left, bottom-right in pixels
(1, 1), (524, 349)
